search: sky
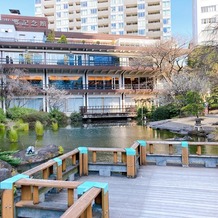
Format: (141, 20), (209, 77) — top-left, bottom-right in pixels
(0, 0), (192, 38)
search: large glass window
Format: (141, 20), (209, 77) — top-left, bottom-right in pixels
(49, 76), (83, 89)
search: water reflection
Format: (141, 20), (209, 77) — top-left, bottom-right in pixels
(0, 121), (216, 155)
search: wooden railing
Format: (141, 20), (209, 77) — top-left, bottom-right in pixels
(2, 140), (218, 217)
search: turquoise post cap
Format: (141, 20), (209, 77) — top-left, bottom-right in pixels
(78, 147), (88, 154)
(125, 148), (136, 156)
(77, 181), (108, 195)
(181, 141), (189, 148)
(0, 174), (29, 190)
(53, 157), (62, 166)
(137, 140), (147, 146)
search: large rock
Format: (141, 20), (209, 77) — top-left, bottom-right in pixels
(12, 144), (60, 165)
(0, 160), (13, 182)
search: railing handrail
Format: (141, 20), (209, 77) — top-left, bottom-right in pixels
(144, 140), (218, 146)
(15, 178), (81, 189)
(88, 147), (125, 152)
(61, 187), (101, 218)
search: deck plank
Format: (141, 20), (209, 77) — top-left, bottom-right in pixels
(77, 166), (218, 218)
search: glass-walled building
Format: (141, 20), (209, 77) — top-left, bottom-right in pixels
(0, 14), (159, 114)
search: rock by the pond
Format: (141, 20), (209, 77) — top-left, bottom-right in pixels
(12, 144), (60, 165)
(0, 160), (13, 182)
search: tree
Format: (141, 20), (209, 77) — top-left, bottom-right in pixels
(0, 66), (40, 110)
(58, 34), (67, 43)
(45, 86), (68, 111)
(158, 71), (210, 106)
(180, 91), (204, 118)
(131, 38), (191, 85)
(47, 29), (55, 42)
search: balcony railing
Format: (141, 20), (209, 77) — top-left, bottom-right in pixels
(0, 58), (129, 67)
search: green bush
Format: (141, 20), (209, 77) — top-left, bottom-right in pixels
(52, 122), (58, 131)
(49, 109), (68, 126)
(0, 108), (6, 123)
(70, 112), (82, 123)
(0, 123), (6, 132)
(152, 104), (180, 121)
(7, 107), (36, 120)
(21, 111), (49, 128)
(35, 120), (44, 136)
(8, 127), (18, 143)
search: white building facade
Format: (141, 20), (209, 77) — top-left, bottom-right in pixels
(193, 0), (218, 45)
(35, 0), (171, 40)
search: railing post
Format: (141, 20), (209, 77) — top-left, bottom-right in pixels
(53, 157), (63, 180)
(196, 145), (202, 155)
(137, 140), (147, 165)
(125, 148), (136, 178)
(113, 151), (118, 164)
(77, 181), (109, 218)
(169, 144), (173, 155)
(149, 143), (154, 154)
(92, 151), (97, 163)
(181, 141), (189, 167)
(0, 174), (29, 218)
(78, 147), (88, 176)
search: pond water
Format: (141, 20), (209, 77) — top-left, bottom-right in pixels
(0, 121), (217, 156)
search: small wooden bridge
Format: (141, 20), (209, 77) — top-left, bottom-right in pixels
(80, 106), (137, 120)
(1, 140), (218, 218)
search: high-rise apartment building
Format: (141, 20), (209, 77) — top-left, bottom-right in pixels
(35, 0), (171, 40)
(193, 0), (218, 45)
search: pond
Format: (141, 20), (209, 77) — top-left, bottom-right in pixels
(0, 121), (217, 156)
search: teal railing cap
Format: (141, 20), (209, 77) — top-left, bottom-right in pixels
(0, 174), (29, 190)
(53, 157), (62, 166)
(77, 181), (108, 195)
(137, 140), (146, 146)
(181, 141), (189, 147)
(78, 147), (88, 154)
(125, 148), (136, 156)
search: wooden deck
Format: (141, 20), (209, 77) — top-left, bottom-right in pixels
(75, 165), (218, 218)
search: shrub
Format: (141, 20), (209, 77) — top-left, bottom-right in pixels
(35, 121), (44, 136)
(0, 123), (6, 132)
(7, 107), (36, 120)
(52, 122), (58, 131)
(8, 127), (18, 143)
(58, 145), (64, 155)
(152, 104), (180, 121)
(49, 109), (68, 126)
(21, 112), (49, 128)
(0, 108), (6, 123)
(70, 112), (82, 123)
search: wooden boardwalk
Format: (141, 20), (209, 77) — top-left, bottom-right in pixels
(75, 165), (218, 218)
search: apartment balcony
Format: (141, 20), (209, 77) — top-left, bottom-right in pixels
(147, 31), (162, 38)
(147, 5), (161, 12)
(43, 8), (54, 16)
(98, 10), (109, 18)
(97, 19), (109, 26)
(125, 8), (137, 14)
(98, 26), (110, 33)
(147, 14), (161, 20)
(125, 16), (138, 23)
(147, 22), (161, 29)
(43, 0), (55, 7)
(98, 2), (109, 8)
(47, 16), (55, 23)
(125, 0), (137, 7)
(125, 24), (138, 31)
